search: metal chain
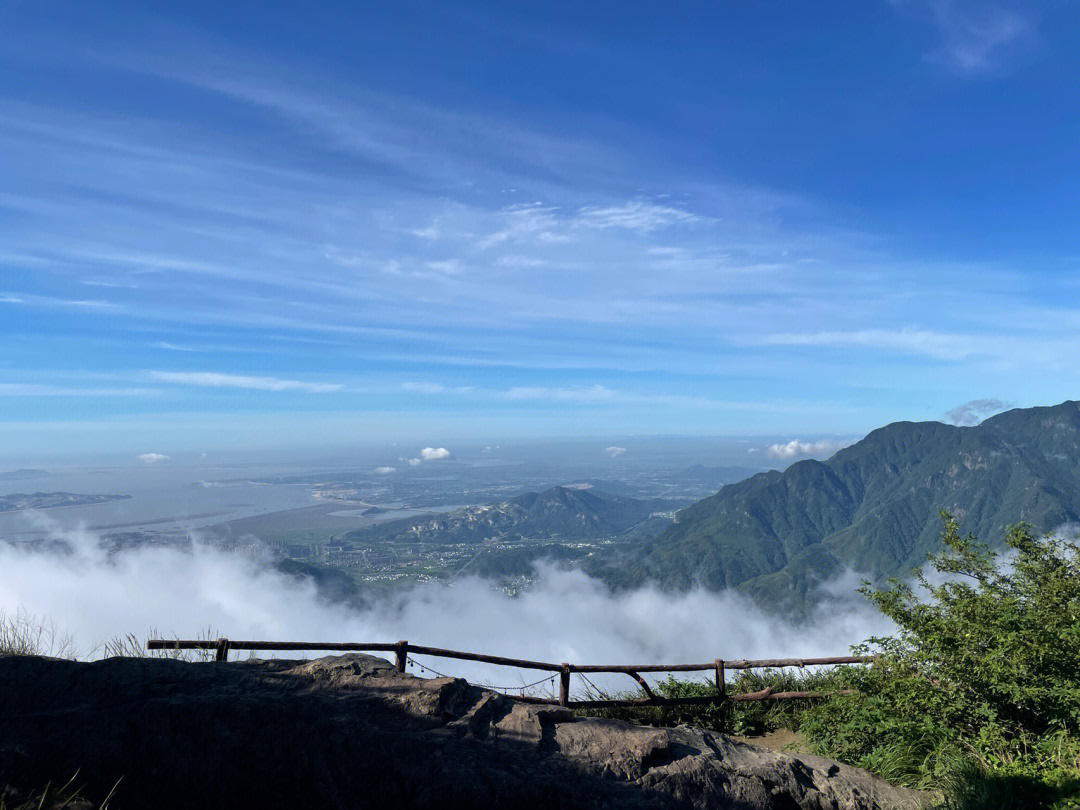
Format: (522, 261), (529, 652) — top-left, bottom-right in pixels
(407, 655), (557, 695)
(577, 672), (613, 700)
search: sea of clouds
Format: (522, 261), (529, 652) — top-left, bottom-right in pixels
(0, 516), (893, 695)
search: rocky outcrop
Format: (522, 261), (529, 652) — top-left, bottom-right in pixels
(0, 653), (926, 809)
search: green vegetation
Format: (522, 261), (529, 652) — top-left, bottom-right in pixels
(5, 505), (1079, 807)
(601, 400), (1080, 615)
(805, 515), (1080, 808)
(345, 486), (668, 546)
(578, 666), (844, 740)
(592, 515), (1080, 808)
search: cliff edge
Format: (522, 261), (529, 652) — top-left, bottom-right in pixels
(0, 653), (926, 809)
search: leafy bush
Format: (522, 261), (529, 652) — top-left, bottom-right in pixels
(801, 514), (1080, 809)
(584, 515), (1080, 807)
(577, 666), (844, 738)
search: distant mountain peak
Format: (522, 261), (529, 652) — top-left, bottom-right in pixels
(604, 400), (1080, 613)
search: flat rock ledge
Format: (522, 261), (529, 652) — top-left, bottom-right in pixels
(0, 653), (927, 810)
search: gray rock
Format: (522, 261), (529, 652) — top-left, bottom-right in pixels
(0, 653), (927, 809)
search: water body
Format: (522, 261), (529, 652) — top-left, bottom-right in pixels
(0, 464), (322, 539)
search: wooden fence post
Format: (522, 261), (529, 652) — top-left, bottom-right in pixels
(395, 640), (408, 673)
(559, 664), (571, 707)
(215, 638), (230, 662)
(714, 658), (725, 700)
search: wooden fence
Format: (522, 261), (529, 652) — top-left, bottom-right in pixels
(145, 638), (872, 708)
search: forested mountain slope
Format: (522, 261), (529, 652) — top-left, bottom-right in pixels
(346, 485), (664, 545)
(601, 401), (1080, 608)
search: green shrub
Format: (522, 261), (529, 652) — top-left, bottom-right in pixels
(576, 666), (843, 737)
(584, 515), (1080, 807)
(802, 514), (1080, 808)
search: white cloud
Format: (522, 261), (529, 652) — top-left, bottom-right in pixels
(944, 398), (1009, 426)
(411, 224), (440, 239)
(425, 259), (459, 274)
(137, 453), (170, 464)
(150, 371), (343, 393)
(153, 342), (196, 352)
(757, 328), (978, 361)
(477, 203), (564, 248)
(477, 200), (697, 251)
(604, 446), (627, 458)
(374, 466), (397, 474)
(504, 385), (616, 401)
(323, 246), (369, 268)
(0, 525), (892, 691)
(766, 439), (850, 460)
(401, 382), (445, 394)
(398, 448), (452, 465)
(0, 384), (158, 397)
(400, 382), (472, 395)
(891, 0), (1037, 75)
(496, 254), (546, 268)
(0, 291), (114, 310)
(575, 200), (698, 232)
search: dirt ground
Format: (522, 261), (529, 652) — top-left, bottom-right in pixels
(732, 729), (812, 755)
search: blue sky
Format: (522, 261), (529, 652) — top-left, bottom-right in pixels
(2, 0), (1080, 462)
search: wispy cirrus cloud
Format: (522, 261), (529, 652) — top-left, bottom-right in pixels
(496, 254), (546, 268)
(756, 328), (980, 361)
(401, 381), (446, 394)
(476, 203), (565, 249)
(424, 259), (460, 275)
(475, 200), (698, 251)
(504, 385), (617, 401)
(5, 4), (1080, 456)
(890, 0), (1039, 74)
(400, 382), (473, 395)
(1, 291), (115, 310)
(0, 384), (159, 397)
(575, 200), (698, 231)
(149, 371), (342, 393)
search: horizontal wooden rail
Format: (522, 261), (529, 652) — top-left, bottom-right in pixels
(145, 638), (874, 707)
(406, 644), (563, 672)
(570, 655), (873, 674)
(147, 640), (399, 652)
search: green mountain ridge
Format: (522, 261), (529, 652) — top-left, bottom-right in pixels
(344, 485), (670, 545)
(597, 400), (1080, 611)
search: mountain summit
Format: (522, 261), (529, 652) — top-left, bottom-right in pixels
(604, 401), (1080, 609)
